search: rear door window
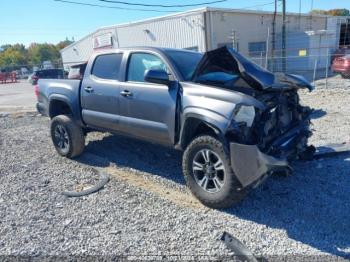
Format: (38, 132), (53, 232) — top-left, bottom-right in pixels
(91, 53), (123, 80)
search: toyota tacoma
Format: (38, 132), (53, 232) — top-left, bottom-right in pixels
(37, 46), (313, 208)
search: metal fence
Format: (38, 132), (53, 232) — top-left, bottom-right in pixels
(0, 60), (63, 73)
(225, 25), (346, 88)
(248, 50), (333, 80)
(237, 43), (345, 89)
(0, 61), (64, 79)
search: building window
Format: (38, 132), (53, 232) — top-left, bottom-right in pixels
(248, 42), (266, 57)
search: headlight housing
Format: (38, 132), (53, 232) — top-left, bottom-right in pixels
(232, 105), (255, 127)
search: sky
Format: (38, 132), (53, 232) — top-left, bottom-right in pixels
(1, 0), (350, 47)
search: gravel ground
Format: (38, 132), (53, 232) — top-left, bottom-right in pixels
(0, 84), (349, 260)
(313, 74), (350, 90)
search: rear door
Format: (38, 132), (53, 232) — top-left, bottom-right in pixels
(119, 51), (178, 145)
(81, 52), (124, 131)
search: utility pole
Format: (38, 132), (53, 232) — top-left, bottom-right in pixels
(310, 0), (314, 29)
(265, 27), (270, 69)
(271, 0), (277, 71)
(298, 0), (301, 29)
(282, 0), (286, 72)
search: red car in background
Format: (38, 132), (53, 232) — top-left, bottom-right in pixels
(332, 55), (350, 78)
(331, 47), (350, 78)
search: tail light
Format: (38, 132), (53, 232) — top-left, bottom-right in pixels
(34, 85), (39, 97)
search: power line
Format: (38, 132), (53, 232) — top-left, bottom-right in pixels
(239, 1), (275, 10)
(53, 0), (179, 12)
(99, 0), (226, 8)
(55, 0), (275, 12)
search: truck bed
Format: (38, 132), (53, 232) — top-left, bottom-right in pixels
(37, 79), (82, 121)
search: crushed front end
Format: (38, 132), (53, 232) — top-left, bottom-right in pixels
(226, 89), (313, 187)
(192, 46), (314, 188)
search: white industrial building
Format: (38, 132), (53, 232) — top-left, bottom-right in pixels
(61, 7), (349, 73)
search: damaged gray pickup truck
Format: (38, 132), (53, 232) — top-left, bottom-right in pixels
(37, 46), (313, 208)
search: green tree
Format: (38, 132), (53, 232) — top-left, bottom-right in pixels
(0, 44), (27, 68)
(328, 9), (350, 16)
(0, 44), (13, 52)
(310, 8), (350, 16)
(56, 38), (74, 50)
(0, 40), (69, 69)
(27, 43), (60, 66)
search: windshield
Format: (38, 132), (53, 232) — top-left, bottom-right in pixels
(165, 50), (203, 81)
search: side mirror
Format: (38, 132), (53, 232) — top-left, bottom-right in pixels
(144, 69), (170, 85)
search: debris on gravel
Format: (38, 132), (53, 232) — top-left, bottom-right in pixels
(0, 86), (349, 260)
(62, 171), (110, 198)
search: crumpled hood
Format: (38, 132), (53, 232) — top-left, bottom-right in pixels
(192, 46), (313, 91)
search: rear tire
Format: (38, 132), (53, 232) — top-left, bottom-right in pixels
(182, 135), (246, 209)
(50, 115), (85, 158)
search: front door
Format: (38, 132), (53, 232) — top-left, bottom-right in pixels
(81, 52), (124, 131)
(119, 52), (178, 145)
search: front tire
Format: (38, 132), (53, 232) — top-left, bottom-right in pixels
(182, 135), (246, 209)
(50, 115), (85, 158)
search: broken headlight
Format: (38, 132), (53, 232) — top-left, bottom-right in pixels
(233, 105), (256, 127)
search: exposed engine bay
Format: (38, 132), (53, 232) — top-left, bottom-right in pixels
(249, 91), (311, 159)
(192, 46), (314, 162)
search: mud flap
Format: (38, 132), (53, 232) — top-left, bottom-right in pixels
(230, 142), (289, 188)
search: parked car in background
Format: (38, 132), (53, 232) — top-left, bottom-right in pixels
(332, 55), (350, 78)
(68, 62), (87, 80)
(331, 47), (350, 64)
(37, 46), (314, 209)
(14, 70), (30, 80)
(29, 69), (65, 85)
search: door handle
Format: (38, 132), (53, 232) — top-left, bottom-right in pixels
(120, 90), (133, 97)
(84, 86), (94, 93)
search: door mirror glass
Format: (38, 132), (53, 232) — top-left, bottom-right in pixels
(144, 69), (169, 85)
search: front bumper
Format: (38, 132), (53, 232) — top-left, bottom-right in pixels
(230, 142), (289, 188)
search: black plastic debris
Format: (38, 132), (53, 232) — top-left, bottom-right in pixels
(62, 172), (110, 197)
(220, 231), (259, 262)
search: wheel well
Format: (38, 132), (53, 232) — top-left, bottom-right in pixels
(181, 118), (219, 149)
(49, 100), (72, 118)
